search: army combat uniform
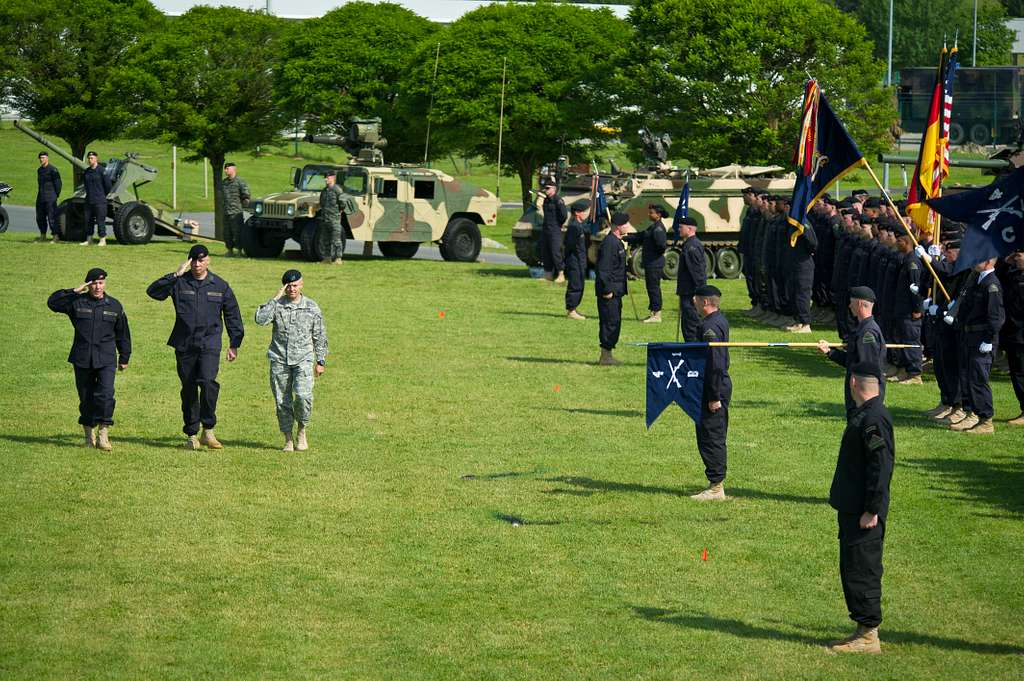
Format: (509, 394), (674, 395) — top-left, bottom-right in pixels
(221, 174), (251, 253)
(255, 295), (329, 434)
(320, 183), (355, 262)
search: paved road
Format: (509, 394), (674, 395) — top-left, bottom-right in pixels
(2, 204), (524, 266)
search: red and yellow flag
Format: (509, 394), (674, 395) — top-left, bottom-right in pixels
(907, 48), (958, 237)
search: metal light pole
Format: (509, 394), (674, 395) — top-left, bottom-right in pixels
(884, 0), (894, 190)
(973, 0), (978, 66)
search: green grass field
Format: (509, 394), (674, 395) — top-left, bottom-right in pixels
(0, 230), (1022, 679)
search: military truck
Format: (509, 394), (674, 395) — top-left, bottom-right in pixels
(512, 159), (795, 279)
(243, 118), (500, 262)
(13, 121), (198, 244)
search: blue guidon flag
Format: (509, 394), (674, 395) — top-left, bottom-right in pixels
(646, 343), (707, 428)
(670, 172), (690, 238)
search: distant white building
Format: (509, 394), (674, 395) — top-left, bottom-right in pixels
(1010, 17), (1024, 65)
(152, 0), (630, 22)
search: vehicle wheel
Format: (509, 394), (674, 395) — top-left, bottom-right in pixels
(0, 206), (8, 233)
(948, 122), (965, 146)
(379, 241), (420, 259)
(300, 221), (333, 262)
(441, 217), (481, 262)
(663, 248), (680, 280)
(704, 247), (715, 279)
(59, 201), (86, 242)
(715, 247), (742, 279)
(112, 201), (155, 244)
(969, 123), (989, 145)
(628, 246), (645, 277)
(513, 237), (542, 266)
(241, 216), (285, 258)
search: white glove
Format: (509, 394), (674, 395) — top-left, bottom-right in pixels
(943, 314), (955, 326)
(923, 297), (932, 309)
(980, 342), (993, 353)
(914, 245), (926, 258)
(909, 284), (920, 294)
(928, 245), (942, 257)
(928, 304), (939, 316)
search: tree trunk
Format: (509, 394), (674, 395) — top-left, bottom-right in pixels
(209, 152), (225, 241)
(68, 138), (90, 188)
(517, 157), (535, 212)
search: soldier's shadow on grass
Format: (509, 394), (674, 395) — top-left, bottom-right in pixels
(558, 407), (644, 418)
(506, 355), (642, 367)
(801, 401), (936, 425)
(477, 268), (535, 278)
(547, 476), (825, 505)
(501, 310), (571, 319)
(633, 607), (1024, 655)
(904, 455), (1024, 517)
(0, 433), (270, 450)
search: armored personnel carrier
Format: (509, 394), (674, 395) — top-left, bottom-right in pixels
(244, 118), (499, 262)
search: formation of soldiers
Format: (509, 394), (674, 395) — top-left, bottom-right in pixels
(738, 186), (1024, 434)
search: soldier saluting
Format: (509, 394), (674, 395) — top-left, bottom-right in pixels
(540, 179), (568, 283)
(48, 268), (131, 451)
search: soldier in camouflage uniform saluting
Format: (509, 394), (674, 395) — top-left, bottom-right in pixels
(255, 269), (329, 451)
(320, 170), (356, 265)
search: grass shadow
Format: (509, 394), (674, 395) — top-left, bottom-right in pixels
(903, 455), (1024, 517)
(0, 433), (275, 450)
(476, 268), (535, 279)
(492, 511), (563, 527)
(500, 310), (570, 319)
(461, 469), (544, 481)
(558, 407), (644, 418)
(505, 355), (642, 367)
(547, 476), (825, 505)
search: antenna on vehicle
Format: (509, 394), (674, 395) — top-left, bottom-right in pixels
(423, 43), (441, 166)
(496, 57), (507, 200)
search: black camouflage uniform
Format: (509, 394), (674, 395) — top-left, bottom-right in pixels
(624, 210), (668, 314)
(596, 222), (628, 352)
(696, 288), (731, 487)
(36, 161), (62, 239)
(787, 219), (818, 325)
(954, 268), (1005, 421)
(891, 246), (924, 376)
(83, 162), (112, 240)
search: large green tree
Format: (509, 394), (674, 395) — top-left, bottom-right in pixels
(855, 0), (1013, 70)
(400, 3), (630, 207)
(276, 1), (438, 161)
(615, 0), (895, 168)
(135, 7), (287, 237)
(0, 0), (163, 179)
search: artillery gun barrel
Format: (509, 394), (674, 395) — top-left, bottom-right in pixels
(878, 153), (1012, 170)
(14, 120), (89, 171)
(305, 134), (347, 147)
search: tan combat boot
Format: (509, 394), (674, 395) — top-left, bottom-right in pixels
(82, 425), (96, 448)
(827, 625), (881, 654)
(542, 271), (554, 282)
(97, 237), (107, 247)
(690, 482), (726, 501)
(883, 363), (900, 379)
(332, 258), (343, 265)
(887, 369), (907, 383)
(642, 312), (662, 323)
(931, 406), (954, 421)
(282, 431), (295, 452)
(183, 435), (200, 450)
(200, 429), (223, 449)
(1007, 412), (1024, 426)
(95, 426), (112, 451)
(897, 373), (923, 385)
(554, 272), (566, 284)
(940, 407), (967, 425)
(296, 427), (308, 451)
(567, 309), (587, 321)
(965, 418), (994, 434)
(598, 349), (622, 366)
(951, 412), (980, 431)
(785, 323), (812, 333)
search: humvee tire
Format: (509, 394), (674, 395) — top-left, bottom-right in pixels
(379, 241), (420, 259)
(715, 247), (742, 279)
(663, 248), (680, 280)
(113, 201), (155, 245)
(0, 206), (8, 233)
(241, 217), (285, 258)
(299, 221), (333, 262)
(513, 237), (541, 266)
(440, 217), (481, 262)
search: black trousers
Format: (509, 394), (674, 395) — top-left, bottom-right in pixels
(934, 325), (961, 406)
(834, 297), (852, 341)
(540, 226), (563, 275)
(756, 267), (771, 309)
(645, 266), (663, 312)
(695, 401), (728, 484)
(564, 259), (585, 311)
(960, 343), (995, 419)
(679, 295), (701, 342)
(176, 350), (221, 435)
(774, 271), (791, 315)
(837, 512), (885, 628)
(36, 198), (59, 236)
(788, 262), (814, 324)
(74, 365), (116, 426)
(892, 317), (923, 375)
(1006, 342), (1024, 413)
(742, 256), (757, 306)
(597, 295), (622, 350)
(84, 201), (107, 238)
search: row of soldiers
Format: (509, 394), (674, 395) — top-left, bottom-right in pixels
(738, 186), (1024, 432)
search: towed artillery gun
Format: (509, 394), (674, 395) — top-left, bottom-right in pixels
(0, 182), (11, 233)
(14, 121), (198, 244)
(243, 117), (499, 262)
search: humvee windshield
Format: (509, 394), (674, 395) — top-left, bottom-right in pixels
(299, 167), (368, 195)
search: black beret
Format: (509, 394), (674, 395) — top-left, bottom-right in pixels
(695, 284), (722, 297)
(850, 360), (882, 381)
(852, 188), (869, 196)
(945, 239), (961, 249)
(188, 244), (209, 260)
(571, 199), (591, 212)
(679, 216), (697, 227)
(611, 212), (630, 226)
(85, 267), (107, 282)
(863, 197), (882, 208)
(282, 269), (302, 284)
(741, 187), (754, 194)
(541, 177), (556, 188)
(850, 285), (876, 302)
(837, 198), (854, 209)
(325, 169), (337, 177)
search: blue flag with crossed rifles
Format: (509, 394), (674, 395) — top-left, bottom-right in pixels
(646, 343), (707, 429)
(670, 176), (690, 238)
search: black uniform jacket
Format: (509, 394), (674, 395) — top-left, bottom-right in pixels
(48, 290), (131, 368)
(37, 165), (62, 201)
(542, 195), (567, 231)
(564, 217), (588, 270)
(595, 233), (627, 298)
(830, 395), (894, 519)
(700, 310), (732, 404)
(956, 271), (1005, 346)
(892, 251), (924, 317)
(789, 221), (818, 264)
(828, 316), (886, 377)
(147, 271), (244, 352)
(676, 234), (707, 295)
(82, 164), (112, 204)
(999, 264), (1024, 345)
(624, 219), (668, 268)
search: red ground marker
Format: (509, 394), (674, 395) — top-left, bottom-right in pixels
(438, 311), (445, 318)
(701, 548), (708, 561)
(554, 384), (561, 393)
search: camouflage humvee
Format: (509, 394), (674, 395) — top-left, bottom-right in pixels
(243, 118), (499, 262)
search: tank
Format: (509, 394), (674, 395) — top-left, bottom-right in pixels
(244, 117), (500, 261)
(0, 182), (11, 233)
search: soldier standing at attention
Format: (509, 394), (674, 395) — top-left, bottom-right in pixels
(690, 284), (732, 501)
(255, 270), (329, 452)
(540, 179), (568, 283)
(47, 268), (131, 451)
(625, 204), (669, 323)
(826, 363), (894, 655)
(81, 151), (112, 247)
(320, 170), (352, 265)
(36, 151), (62, 243)
(564, 199), (590, 320)
(147, 244), (245, 450)
(999, 249), (1024, 426)
(675, 216), (706, 341)
(885, 233), (925, 384)
(817, 286), (886, 413)
(221, 162), (250, 257)
(596, 212), (629, 366)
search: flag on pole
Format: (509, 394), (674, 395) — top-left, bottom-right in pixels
(587, 174), (608, 235)
(670, 171), (690, 237)
(787, 81), (866, 246)
(907, 47), (958, 234)
(926, 166), (1024, 272)
(646, 343), (707, 428)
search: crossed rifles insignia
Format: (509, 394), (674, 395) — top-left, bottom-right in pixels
(650, 352), (700, 389)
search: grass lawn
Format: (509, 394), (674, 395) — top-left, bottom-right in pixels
(0, 231), (1022, 679)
